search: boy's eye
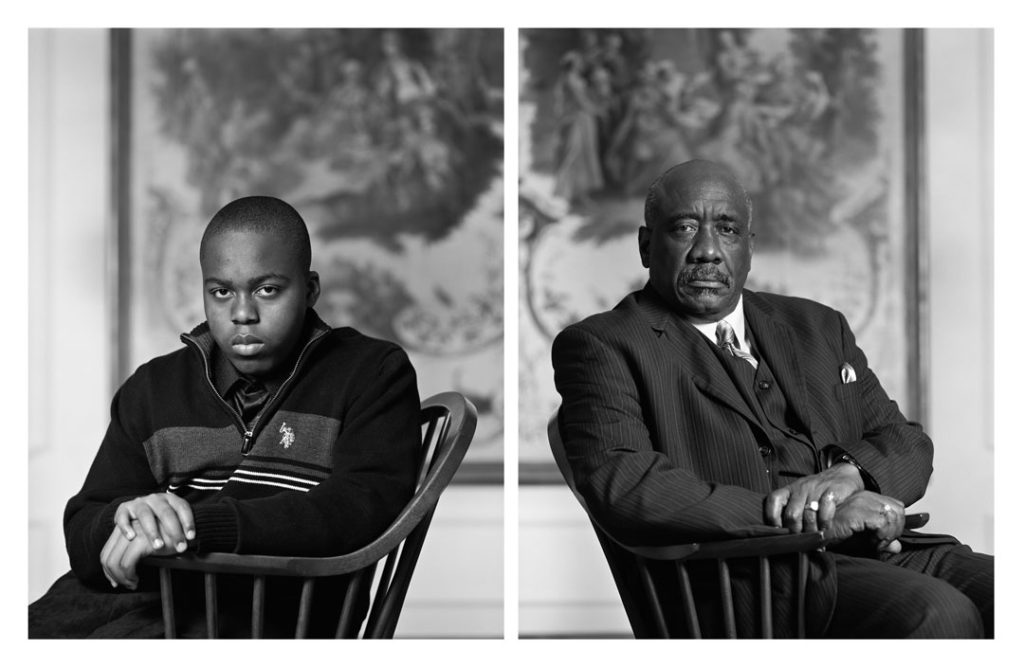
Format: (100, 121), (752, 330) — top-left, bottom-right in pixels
(255, 285), (280, 297)
(209, 288), (232, 299)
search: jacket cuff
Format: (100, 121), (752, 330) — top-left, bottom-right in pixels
(821, 445), (880, 493)
(191, 503), (239, 553)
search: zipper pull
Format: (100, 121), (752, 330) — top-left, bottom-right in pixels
(241, 430), (254, 453)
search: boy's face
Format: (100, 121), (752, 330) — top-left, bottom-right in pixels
(200, 229), (319, 378)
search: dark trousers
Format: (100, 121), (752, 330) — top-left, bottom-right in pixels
(824, 543), (993, 638)
(29, 569), (362, 639)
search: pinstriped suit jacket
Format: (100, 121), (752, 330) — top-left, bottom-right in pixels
(551, 284), (934, 548)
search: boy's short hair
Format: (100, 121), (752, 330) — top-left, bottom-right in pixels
(201, 196), (312, 272)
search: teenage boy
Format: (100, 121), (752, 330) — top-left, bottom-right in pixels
(30, 196), (421, 638)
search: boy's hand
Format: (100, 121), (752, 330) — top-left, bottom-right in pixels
(115, 492), (195, 554)
(100, 520), (178, 590)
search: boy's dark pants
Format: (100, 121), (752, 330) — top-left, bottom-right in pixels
(29, 570), (361, 638)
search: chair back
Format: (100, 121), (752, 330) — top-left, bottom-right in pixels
(547, 410), (824, 639)
(145, 392), (477, 638)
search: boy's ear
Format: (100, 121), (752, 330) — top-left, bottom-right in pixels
(305, 271), (321, 308)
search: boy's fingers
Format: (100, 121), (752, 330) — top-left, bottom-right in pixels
(113, 505), (137, 540)
(149, 499), (185, 545)
(165, 493), (196, 541)
(132, 505), (165, 550)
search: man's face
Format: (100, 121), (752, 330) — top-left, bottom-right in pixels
(639, 167), (754, 323)
(200, 230), (319, 377)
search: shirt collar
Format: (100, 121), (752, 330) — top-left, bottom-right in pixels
(684, 295), (752, 354)
(210, 313), (318, 399)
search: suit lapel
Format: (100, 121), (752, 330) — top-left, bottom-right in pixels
(743, 292), (818, 443)
(635, 286), (760, 427)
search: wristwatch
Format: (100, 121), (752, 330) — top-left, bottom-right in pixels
(822, 445), (880, 492)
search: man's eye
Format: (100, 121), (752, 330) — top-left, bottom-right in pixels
(256, 285), (280, 297)
(209, 288), (231, 299)
(671, 222), (698, 234)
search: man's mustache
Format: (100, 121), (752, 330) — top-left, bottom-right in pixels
(681, 266), (731, 286)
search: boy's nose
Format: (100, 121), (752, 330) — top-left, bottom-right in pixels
(231, 296), (258, 323)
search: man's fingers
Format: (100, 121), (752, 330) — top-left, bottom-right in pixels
(802, 499), (820, 533)
(818, 490), (838, 531)
(879, 538), (902, 554)
(764, 489), (790, 528)
(782, 490), (811, 533)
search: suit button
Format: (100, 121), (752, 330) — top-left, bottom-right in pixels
(759, 445), (772, 457)
(758, 380), (771, 390)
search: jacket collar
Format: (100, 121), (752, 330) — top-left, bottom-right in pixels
(180, 308), (332, 386)
(630, 284), (816, 440)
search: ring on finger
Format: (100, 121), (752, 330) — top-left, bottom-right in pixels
(804, 500), (820, 512)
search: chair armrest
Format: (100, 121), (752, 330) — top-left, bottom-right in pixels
(625, 531), (827, 562)
(904, 512), (929, 530)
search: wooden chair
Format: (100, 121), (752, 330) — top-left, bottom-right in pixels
(547, 411), (825, 638)
(143, 392), (477, 639)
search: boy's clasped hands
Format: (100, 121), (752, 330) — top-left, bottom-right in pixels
(100, 492), (195, 590)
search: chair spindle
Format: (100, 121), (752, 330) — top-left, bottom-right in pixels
(718, 559), (737, 638)
(204, 573), (219, 638)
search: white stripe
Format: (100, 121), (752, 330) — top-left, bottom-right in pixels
(227, 476), (311, 492)
(168, 482), (226, 491)
(234, 469), (320, 486)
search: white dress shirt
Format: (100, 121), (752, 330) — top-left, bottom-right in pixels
(684, 295), (754, 356)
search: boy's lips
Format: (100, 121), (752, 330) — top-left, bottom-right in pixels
(230, 334), (265, 356)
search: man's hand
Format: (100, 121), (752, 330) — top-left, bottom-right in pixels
(823, 491), (906, 554)
(114, 492), (194, 554)
(764, 463), (864, 534)
(99, 520), (178, 590)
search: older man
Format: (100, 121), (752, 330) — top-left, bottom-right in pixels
(551, 159), (992, 638)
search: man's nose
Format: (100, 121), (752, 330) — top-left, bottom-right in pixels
(231, 294), (258, 323)
(688, 224), (722, 262)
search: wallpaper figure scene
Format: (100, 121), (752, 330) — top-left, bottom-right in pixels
(520, 28), (916, 474)
(124, 28), (504, 477)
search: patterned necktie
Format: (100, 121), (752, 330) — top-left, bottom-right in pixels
(716, 320), (758, 369)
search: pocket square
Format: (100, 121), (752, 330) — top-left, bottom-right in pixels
(841, 362), (857, 384)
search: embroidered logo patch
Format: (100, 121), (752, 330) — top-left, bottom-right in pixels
(279, 422), (295, 449)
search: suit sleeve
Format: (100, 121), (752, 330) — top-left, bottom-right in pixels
(553, 324), (785, 546)
(830, 311), (933, 504)
(189, 346), (421, 556)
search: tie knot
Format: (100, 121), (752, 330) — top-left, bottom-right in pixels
(716, 320), (738, 349)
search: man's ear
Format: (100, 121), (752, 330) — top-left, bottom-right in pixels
(638, 226), (651, 268)
(305, 271), (321, 308)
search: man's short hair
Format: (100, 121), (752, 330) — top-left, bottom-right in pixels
(200, 196), (312, 272)
(643, 161), (754, 228)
